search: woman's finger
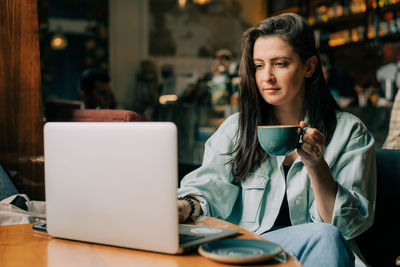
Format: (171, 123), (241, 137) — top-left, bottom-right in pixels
(299, 142), (313, 156)
(297, 146), (313, 160)
(299, 142), (322, 158)
(299, 121), (307, 128)
(303, 128), (325, 144)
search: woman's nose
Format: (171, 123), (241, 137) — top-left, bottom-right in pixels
(263, 68), (275, 83)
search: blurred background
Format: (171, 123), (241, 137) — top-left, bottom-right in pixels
(38, 0), (400, 162)
(37, 0), (267, 170)
(3, 0), (400, 199)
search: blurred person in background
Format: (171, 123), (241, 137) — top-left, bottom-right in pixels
(133, 60), (159, 119)
(209, 49), (238, 105)
(80, 68), (116, 109)
(383, 88), (400, 149)
(320, 54), (358, 107)
(211, 49), (237, 77)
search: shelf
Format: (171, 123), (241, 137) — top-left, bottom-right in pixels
(320, 38), (378, 50)
(312, 2), (400, 33)
(312, 12), (367, 32)
(319, 33), (400, 50)
(312, 2), (400, 51)
(274, 1), (400, 52)
(378, 2), (400, 14)
(308, 0), (336, 9)
(380, 32), (400, 42)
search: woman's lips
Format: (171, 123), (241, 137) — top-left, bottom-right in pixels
(264, 87), (280, 92)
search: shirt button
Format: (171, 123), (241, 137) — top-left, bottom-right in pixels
(295, 199), (301, 205)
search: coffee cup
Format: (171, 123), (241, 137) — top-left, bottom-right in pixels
(257, 125), (307, 156)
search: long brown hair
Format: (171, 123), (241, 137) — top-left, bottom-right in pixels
(229, 13), (340, 183)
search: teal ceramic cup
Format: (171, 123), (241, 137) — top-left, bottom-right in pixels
(257, 125), (307, 156)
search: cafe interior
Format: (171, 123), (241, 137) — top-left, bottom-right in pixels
(1, 0), (400, 266)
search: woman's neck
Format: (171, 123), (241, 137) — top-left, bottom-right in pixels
(273, 105), (305, 125)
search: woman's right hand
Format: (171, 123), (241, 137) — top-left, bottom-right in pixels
(178, 199), (191, 223)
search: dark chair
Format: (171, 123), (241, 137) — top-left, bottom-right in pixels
(355, 149), (400, 267)
(67, 109), (145, 122)
(44, 99), (84, 122)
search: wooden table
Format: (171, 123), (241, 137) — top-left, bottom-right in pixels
(0, 216), (302, 267)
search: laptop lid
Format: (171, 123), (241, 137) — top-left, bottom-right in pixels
(44, 122), (180, 254)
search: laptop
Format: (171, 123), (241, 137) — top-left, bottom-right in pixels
(43, 122), (238, 254)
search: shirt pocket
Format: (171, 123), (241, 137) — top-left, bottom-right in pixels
(240, 174), (269, 223)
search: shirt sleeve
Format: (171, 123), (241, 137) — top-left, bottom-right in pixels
(309, 117), (376, 240)
(177, 114), (240, 219)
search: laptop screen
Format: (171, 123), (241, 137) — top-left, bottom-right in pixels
(44, 122), (181, 253)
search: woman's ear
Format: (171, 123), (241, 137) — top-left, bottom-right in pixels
(304, 56), (318, 78)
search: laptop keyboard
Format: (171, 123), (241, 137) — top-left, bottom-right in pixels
(179, 233), (204, 244)
(34, 223), (204, 244)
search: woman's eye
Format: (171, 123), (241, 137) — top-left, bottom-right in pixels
(254, 64), (263, 69)
(275, 62), (288, 67)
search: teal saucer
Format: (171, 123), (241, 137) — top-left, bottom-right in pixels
(198, 238), (283, 264)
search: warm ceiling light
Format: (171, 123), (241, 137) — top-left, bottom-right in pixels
(178, 0), (186, 8)
(159, 94), (178, 104)
(193, 0), (211, 4)
(51, 34), (68, 50)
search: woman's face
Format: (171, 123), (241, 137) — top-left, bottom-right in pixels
(253, 36), (309, 110)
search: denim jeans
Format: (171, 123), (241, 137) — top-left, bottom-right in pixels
(262, 223), (355, 267)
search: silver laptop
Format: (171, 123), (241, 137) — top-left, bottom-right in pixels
(43, 122), (238, 254)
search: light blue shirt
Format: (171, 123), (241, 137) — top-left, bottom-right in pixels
(178, 111), (376, 240)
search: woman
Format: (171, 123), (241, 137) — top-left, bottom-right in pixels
(177, 13), (376, 267)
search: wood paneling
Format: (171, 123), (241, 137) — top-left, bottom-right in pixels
(0, 0), (45, 200)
